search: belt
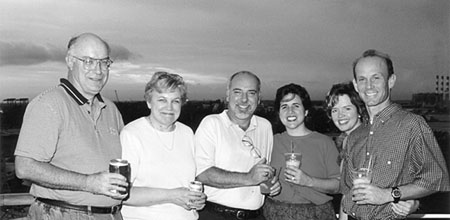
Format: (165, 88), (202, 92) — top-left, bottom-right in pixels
(36, 197), (121, 214)
(206, 201), (261, 220)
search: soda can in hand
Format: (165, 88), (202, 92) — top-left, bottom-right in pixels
(109, 159), (130, 195)
(189, 181), (203, 192)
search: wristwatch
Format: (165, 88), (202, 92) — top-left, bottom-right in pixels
(391, 187), (401, 203)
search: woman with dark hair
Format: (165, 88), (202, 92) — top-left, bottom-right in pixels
(120, 72), (206, 220)
(263, 83), (340, 220)
(325, 82), (419, 220)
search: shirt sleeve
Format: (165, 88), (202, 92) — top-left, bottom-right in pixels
(324, 138), (341, 179)
(409, 117), (450, 191)
(120, 128), (142, 183)
(14, 96), (61, 162)
(266, 125), (274, 164)
(194, 117), (217, 176)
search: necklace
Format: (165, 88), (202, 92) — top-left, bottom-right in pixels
(146, 116), (175, 151)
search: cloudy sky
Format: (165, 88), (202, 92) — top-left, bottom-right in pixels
(1, 0), (449, 102)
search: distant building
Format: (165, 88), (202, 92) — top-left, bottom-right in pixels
(412, 93), (448, 110)
(1, 98), (29, 107)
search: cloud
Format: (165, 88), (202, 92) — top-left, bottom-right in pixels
(0, 41), (65, 66)
(0, 40), (140, 66)
(110, 44), (142, 61)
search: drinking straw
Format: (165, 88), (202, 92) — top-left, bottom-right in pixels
(291, 141), (294, 153)
(367, 154), (373, 171)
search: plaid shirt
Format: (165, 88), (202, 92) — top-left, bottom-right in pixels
(340, 103), (450, 220)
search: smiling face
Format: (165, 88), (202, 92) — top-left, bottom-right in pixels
(66, 34), (110, 100)
(331, 94), (361, 134)
(147, 89), (182, 130)
(353, 56), (396, 114)
(279, 93), (307, 132)
(226, 73), (260, 126)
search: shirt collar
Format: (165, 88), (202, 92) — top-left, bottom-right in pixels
(59, 78), (104, 105)
(373, 103), (401, 124)
(220, 110), (258, 131)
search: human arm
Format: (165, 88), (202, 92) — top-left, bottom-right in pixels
(284, 136), (340, 194)
(352, 117), (449, 205)
(15, 155), (128, 199)
(284, 167), (340, 194)
(392, 200), (420, 216)
(196, 158), (274, 188)
(124, 186), (206, 210)
(352, 183), (433, 205)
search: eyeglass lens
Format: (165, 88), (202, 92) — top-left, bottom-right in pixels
(83, 58), (112, 70)
(73, 55), (112, 70)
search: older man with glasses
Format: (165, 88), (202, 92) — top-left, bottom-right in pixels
(195, 71), (281, 220)
(14, 33), (128, 220)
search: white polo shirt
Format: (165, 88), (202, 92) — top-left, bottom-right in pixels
(195, 110), (273, 210)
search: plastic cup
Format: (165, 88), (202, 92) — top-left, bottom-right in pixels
(351, 168), (372, 185)
(284, 153), (301, 168)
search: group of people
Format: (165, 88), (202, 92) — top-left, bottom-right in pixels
(14, 32), (449, 220)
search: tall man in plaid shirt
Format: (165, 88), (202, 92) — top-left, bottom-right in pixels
(340, 49), (450, 220)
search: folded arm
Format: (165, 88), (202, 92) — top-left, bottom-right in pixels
(196, 158), (274, 189)
(15, 155), (127, 199)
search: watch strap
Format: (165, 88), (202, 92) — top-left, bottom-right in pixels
(391, 187), (401, 203)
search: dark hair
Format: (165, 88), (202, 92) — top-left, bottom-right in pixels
(144, 71), (188, 104)
(274, 83), (311, 113)
(352, 49), (394, 79)
(273, 83), (311, 133)
(324, 81), (368, 123)
(227, 71), (261, 92)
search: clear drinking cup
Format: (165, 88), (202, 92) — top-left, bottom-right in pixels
(351, 168), (372, 185)
(284, 153), (301, 168)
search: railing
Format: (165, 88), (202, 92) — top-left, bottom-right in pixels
(1, 193), (450, 219)
(0, 193), (32, 220)
(0, 193), (34, 206)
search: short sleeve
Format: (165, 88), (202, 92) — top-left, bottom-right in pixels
(409, 117), (450, 191)
(120, 129), (143, 183)
(194, 117), (218, 175)
(324, 138), (340, 179)
(14, 96), (61, 162)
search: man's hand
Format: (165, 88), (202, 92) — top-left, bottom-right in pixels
(170, 187), (207, 210)
(352, 183), (391, 205)
(85, 171), (128, 200)
(268, 172), (281, 196)
(246, 158), (275, 185)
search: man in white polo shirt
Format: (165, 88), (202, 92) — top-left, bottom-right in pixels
(195, 71), (280, 220)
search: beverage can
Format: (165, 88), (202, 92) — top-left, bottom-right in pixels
(109, 159), (131, 194)
(189, 181), (203, 192)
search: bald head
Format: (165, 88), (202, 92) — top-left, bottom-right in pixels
(67, 33), (110, 57)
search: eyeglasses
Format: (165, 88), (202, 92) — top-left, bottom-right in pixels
(71, 55), (113, 70)
(242, 135), (262, 159)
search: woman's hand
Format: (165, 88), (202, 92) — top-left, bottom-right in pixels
(392, 200), (420, 216)
(284, 167), (313, 187)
